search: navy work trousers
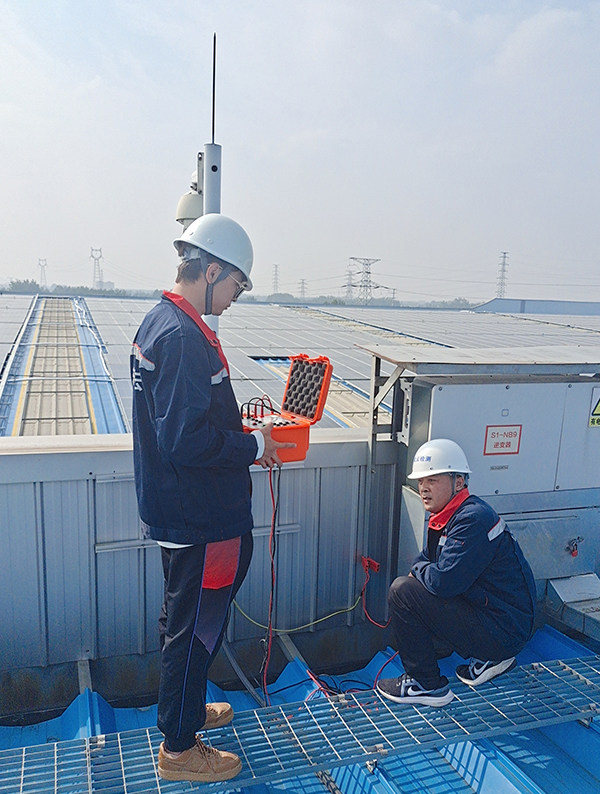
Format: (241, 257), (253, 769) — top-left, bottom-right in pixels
(157, 532), (253, 751)
(388, 575), (521, 690)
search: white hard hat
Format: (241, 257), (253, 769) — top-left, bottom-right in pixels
(173, 213), (253, 289)
(408, 438), (472, 479)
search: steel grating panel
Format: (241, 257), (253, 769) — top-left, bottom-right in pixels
(3, 657), (600, 792)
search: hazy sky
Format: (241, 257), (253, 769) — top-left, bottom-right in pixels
(1, 1), (599, 302)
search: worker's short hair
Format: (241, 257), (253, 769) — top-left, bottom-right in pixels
(175, 248), (234, 284)
(176, 258), (205, 284)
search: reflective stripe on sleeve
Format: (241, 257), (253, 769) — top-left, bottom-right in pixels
(211, 367), (228, 385)
(488, 517), (506, 541)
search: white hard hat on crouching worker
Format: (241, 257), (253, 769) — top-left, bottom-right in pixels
(408, 438), (472, 479)
(173, 213), (253, 289)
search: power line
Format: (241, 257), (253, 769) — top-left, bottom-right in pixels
(371, 271), (600, 287)
(99, 258), (163, 288)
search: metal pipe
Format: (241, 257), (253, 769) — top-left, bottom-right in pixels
(203, 142), (222, 214)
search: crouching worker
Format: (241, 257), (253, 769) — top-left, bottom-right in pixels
(377, 438), (535, 707)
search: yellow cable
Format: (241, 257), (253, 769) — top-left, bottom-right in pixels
(233, 593), (362, 633)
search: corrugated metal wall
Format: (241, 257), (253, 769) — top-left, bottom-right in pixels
(0, 434), (397, 672)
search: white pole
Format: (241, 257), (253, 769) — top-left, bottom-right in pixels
(203, 143), (222, 214)
(202, 143), (222, 332)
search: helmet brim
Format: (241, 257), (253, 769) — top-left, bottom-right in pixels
(407, 468), (471, 479)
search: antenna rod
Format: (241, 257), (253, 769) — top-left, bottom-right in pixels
(212, 33), (216, 144)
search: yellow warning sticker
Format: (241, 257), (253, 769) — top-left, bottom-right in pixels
(589, 387), (600, 428)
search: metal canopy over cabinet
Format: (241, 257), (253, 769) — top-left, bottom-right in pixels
(358, 342), (600, 637)
(357, 342), (600, 489)
(356, 343), (600, 376)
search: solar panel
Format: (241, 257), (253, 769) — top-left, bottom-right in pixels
(7, 297), (596, 437)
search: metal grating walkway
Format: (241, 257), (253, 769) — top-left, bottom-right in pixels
(2, 657), (600, 792)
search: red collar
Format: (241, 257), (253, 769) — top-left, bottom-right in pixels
(428, 488), (470, 531)
(163, 291), (229, 374)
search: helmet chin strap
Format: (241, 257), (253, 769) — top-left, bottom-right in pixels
(205, 282), (214, 315)
(202, 254), (231, 315)
(450, 473), (469, 496)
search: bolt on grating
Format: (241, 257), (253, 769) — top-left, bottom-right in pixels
(2, 657), (600, 792)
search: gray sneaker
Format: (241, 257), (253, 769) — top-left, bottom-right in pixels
(376, 673), (454, 707)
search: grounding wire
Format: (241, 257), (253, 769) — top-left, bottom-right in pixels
(232, 559), (386, 633)
(233, 594), (362, 633)
(259, 466), (280, 705)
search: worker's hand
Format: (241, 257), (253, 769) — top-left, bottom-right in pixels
(256, 422), (296, 468)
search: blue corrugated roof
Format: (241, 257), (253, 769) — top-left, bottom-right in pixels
(0, 626), (598, 793)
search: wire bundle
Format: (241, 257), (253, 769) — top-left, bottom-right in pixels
(245, 466), (393, 704)
(240, 395), (279, 423)
(259, 467), (280, 705)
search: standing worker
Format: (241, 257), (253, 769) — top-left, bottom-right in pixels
(377, 438), (536, 706)
(130, 213), (293, 783)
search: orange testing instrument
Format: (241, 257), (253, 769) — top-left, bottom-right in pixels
(241, 354), (333, 462)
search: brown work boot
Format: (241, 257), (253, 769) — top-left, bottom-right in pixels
(203, 701), (234, 730)
(158, 737), (242, 782)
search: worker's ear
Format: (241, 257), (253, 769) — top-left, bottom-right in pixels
(205, 262), (222, 284)
(455, 474), (465, 490)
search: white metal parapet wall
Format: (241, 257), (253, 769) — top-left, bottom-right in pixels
(0, 431), (397, 675)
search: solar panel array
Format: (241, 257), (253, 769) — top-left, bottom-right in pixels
(1, 295), (599, 434)
(0, 295), (32, 370)
(85, 298), (600, 428)
(85, 299), (401, 428)
(320, 306), (600, 348)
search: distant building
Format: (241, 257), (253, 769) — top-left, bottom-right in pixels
(475, 297), (600, 315)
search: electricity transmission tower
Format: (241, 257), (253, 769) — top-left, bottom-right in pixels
(350, 257), (380, 305)
(345, 262), (358, 300)
(90, 248), (104, 289)
(38, 259), (48, 289)
(272, 264), (279, 294)
(299, 279), (307, 300)
(496, 252), (509, 297)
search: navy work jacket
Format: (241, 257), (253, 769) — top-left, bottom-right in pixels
(130, 293), (258, 544)
(411, 491), (536, 649)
